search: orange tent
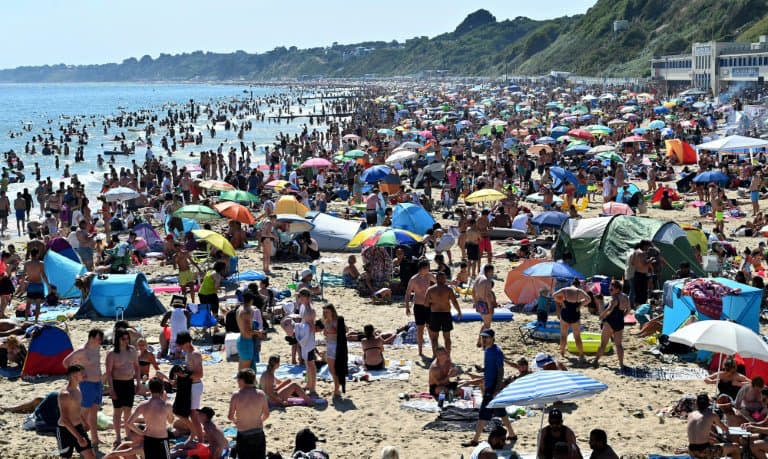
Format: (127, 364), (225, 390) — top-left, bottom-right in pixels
(651, 186), (680, 203)
(666, 139), (698, 164)
(504, 258), (553, 305)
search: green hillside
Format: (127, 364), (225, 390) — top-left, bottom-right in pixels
(3, 1), (768, 82)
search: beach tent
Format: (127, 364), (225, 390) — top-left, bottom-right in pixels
(392, 203), (435, 235)
(504, 259), (552, 305)
(681, 225), (708, 254)
(21, 325), (73, 378)
(44, 250), (86, 299)
(662, 278), (761, 337)
(46, 237), (80, 264)
(665, 139), (698, 164)
(553, 216), (703, 281)
(651, 186), (680, 203)
(379, 173), (402, 195)
(165, 215), (199, 236)
(305, 211), (364, 252)
(132, 222), (164, 252)
(75, 273), (165, 319)
(275, 195), (308, 217)
(616, 183), (640, 203)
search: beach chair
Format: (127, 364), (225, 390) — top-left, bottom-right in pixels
(188, 303), (218, 337)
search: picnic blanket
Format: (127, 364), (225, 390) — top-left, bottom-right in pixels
(158, 346), (223, 367)
(36, 303), (80, 322)
(620, 365), (708, 381)
(319, 357), (412, 382)
(320, 272), (347, 287)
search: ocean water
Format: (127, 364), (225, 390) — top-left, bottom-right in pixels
(0, 83), (310, 201)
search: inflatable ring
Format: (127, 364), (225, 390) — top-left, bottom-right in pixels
(567, 332), (612, 354)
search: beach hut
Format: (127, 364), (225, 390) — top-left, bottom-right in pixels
(392, 203), (435, 235)
(44, 250), (86, 299)
(553, 216), (703, 281)
(665, 139), (698, 164)
(75, 273), (165, 319)
(662, 278), (761, 337)
(21, 324), (73, 378)
(305, 212), (364, 252)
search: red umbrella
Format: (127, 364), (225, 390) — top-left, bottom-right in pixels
(567, 128), (594, 140)
(300, 158), (333, 169)
(620, 135), (647, 143)
(214, 201), (256, 224)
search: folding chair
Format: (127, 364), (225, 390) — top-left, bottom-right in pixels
(188, 303), (218, 338)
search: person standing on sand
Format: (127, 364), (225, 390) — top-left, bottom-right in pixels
(260, 214), (276, 275)
(236, 291), (264, 370)
(465, 218), (481, 278)
(57, 365), (96, 459)
(0, 190), (10, 237)
(124, 378), (174, 459)
(63, 328), (104, 447)
(14, 192), (25, 236)
(553, 280), (590, 363)
(476, 208), (493, 264)
(229, 368), (269, 459)
(75, 220), (96, 271)
(174, 241), (202, 304)
(425, 271), (462, 357)
(593, 280), (630, 369)
(175, 331), (205, 446)
(750, 169), (762, 216)
(23, 247), (49, 322)
(472, 264), (497, 347)
(404, 260), (436, 357)
(105, 328), (140, 447)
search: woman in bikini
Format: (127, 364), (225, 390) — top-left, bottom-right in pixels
(361, 324), (385, 371)
(260, 214), (276, 275)
(553, 279), (591, 363)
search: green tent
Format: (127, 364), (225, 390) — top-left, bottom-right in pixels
(553, 216), (703, 281)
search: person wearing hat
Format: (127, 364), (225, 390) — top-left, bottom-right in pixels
(537, 409), (580, 459)
(534, 353), (568, 371)
(297, 269), (321, 296)
(463, 329), (517, 447)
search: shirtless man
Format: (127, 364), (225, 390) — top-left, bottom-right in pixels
(751, 170), (763, 216)
(125, 378), (175, 459)
(174, 241), (202, 304)
(76, 220), (96, 271)
(476, 208), (493, 264)
(259, 354), (313, 407)
(456, 208), (469, 260)
(472, 264), (497, 347)
(712, 187), (725, 234)
(404, 260), (436, 357)
(237, 291), (265, 371)
(24, 247), (49, 322)
(425, 271), (462, 357)
(687, 393), (741, 459)
(105, 328), (140, 446)
(175, 331), (205, 445)
(553, 280), (591, 363)
(428, 346), (458, 401)
(63, 328), (104, 446)
(57, 365), (96, 459)
(465, 218), (481, 278)
(229, 368), (270, 459)
(14, 192), (25, 237)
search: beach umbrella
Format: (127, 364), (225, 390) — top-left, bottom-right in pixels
(587, 145), (616, 155)
(399, 141), (422, 150)
(342, 134), (360, 141)
(567, 129), (593, 141)
(654, 106), (670, 114)
(274, 214), (315, 233)
(549, 167), (578, 189)
(214, 202), (255, 225)
(537, 136), (556, 144)
(385, 150), (417, 164)
(104, 187), (140, 202)
(563, 144), (591, 155)
(347, 226), (390, 248)
(632, 127), (648, 135)
(620, 135), (647, 143)
(199, 180), (236, 192)
(489, 370), (607, 408)
(671, 320), (768, 360)
(620, 106), (638, 114)
(274, 195), (309, 217)
(191, 229), (236, 257)
(174, 205), (219, 221)
(607, 119), (628, 126)
(377, 128), (395, 136)
(265, 179), (292, 190)
(361, 165), (394, 184)
(392, 203), (435, 234)
(531, 211), (568, 229)
(622, 113), (640, 121)
(693, 171), (730, 186)
(602, 202), (634, 215)
(527, 144), (553, 155)
(358, 228), (422, 248)
(299, 158), (333, 169)
(219, 190), (259, 204)
(344, 149), (366, 159)
(523, 261), (584, 280)
(465, 189), (507, 204)
(550, 126), (570, 138)
(648, 120), (666, 130)
(595, 151), (625, 163)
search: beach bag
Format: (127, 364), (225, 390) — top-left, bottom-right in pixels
(33, 392), (60, 435)
(658, 334), (693, 355)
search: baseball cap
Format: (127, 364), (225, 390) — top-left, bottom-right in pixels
(535, 352), (555, 369)
(196, 406), (215, 419)
(479, 329), (495, 338)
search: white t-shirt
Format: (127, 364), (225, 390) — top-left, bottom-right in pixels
(169, 307), (188, 339)
(469, 441), (492, 459)
(66, 232), (80, 249)
(294, 322), (315, 360)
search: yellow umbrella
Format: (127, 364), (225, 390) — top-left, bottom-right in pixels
(191, 229), (236, 257)
(348, 226), (390, 248)
(465, 189), (506, 204)
(274, 195), (308, 216)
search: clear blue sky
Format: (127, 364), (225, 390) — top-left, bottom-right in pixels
(3, 0), (596, 69)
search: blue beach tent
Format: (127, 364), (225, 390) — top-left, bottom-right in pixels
(75, 273), (165, 319)
(44, 250), (86, 299)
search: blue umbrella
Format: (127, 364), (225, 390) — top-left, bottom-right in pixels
(531, 211), (568, 229)
(550, 126), (570, 139)
(654, 106), (670, 114)
(563, 144), (591, 155)
(488, 370), (607, 408)
(503, 137), (518, 149)
(392, 203), (435, 235)
(549, 167), (578, 192)
(693, 171), (730, 186)
(632, 127), (647, 135)
(537, 136), (556, 144)
(661, 127), (674, 137)
(361, 165), (393, 184)
(523, 261), (584, 279)
(648, 120), (665, 130)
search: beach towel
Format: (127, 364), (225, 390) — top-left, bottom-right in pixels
(320, 272), (347, 287)
(619, 365), (708, 381)
(682, 278), (738, 319)
(319, 357), (412, 382)
(152, 284), (199, 294)
(254, 363), (306, 380)
(36, 303), (80, 322)
(159, 347), (223, 367)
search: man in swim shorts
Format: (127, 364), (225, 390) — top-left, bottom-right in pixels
(404, 260), (436, 357)
(57, 364), (96, 459)
(229, 369), (269, 459)
(472, 264), (497, 347)
(63, 328), (104, 446)
(425, 271), (461, 358)
(125, 378), (174, 459)
(24, 247), (49, 322)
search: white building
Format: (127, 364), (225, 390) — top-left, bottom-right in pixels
(652, 37), (768, 95)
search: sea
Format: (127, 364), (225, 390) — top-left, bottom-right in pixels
(0, 82), (312, 202)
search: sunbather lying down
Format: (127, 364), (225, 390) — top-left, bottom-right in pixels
(0, 396), (44, 414)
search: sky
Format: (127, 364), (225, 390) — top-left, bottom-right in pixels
(2, 0), (596, 69)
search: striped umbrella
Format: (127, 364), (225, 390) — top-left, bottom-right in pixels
(488, 370), (607, 407)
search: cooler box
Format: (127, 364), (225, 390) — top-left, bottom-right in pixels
(225, 333), (240, 359)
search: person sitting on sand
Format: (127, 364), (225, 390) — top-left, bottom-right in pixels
(296, 269), (321, 296)
(537, 409), (580, 459)
(361, 324), (385, 371)
(341, 255), (360, 287)
(259, 354), (314, 407)
(588, 429), (619, 459)
(0, 319), (34, 337)
(428, 346), (458, 400)
(735, 376), (767, 422)
(535, 353), (568, 371)
(0, 335), (26, 369)
(345, 326), (397, 344)
(469, 425), (507, 459)
(171, 406), (228, 459)
(705, 358), (750, 400)
(687, 393), (741, 459)
(453, 261), (470, 287)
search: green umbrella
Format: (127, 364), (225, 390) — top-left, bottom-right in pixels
(595, 151), (625, 163)
(174, 205), (220, 221)
(478, 124), (505, 136)
(219, 190), (259, 204)
(344, 149), (366, 158)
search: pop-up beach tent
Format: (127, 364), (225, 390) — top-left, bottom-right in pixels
(75, 273), (165, 319)
(47, 237), (80, 264)
(662, 277), (761, 336)
(133, 222), (164, 252)
(22, 325), (73, 378)
(553, 216), (703, 281)
(305, 211), (364, 252)
(44, 250), (86, 299)
(666, 139), (698, 164)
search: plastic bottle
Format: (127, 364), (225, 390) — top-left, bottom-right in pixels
(438, 390), (446, 409)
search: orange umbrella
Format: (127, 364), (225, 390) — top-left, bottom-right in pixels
(214, 201), (255, 224)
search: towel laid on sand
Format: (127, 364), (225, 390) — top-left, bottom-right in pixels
(620, 365), (708, 381)
(318, 357), (411, 382)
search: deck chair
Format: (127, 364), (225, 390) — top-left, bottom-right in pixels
(188, 304), (218, 337)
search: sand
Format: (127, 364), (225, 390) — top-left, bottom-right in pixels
(0, 187), (757, 459)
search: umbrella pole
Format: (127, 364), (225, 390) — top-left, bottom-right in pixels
(713, 353), (724, 406)
(537, 404), (547, 455)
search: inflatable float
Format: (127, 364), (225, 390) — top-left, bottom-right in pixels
(519, 320), (584, 341)
(567, 332), (612, 354)
(451, 308), (514, 322)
